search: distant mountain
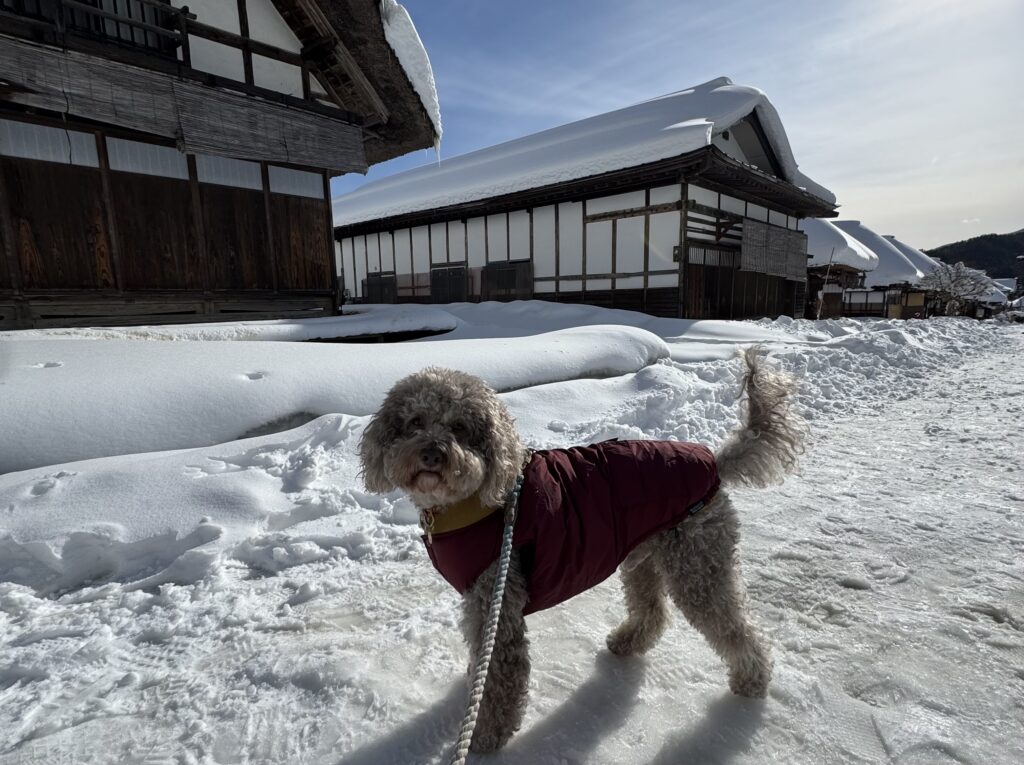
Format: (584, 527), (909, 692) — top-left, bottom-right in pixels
(925, 228), (1024, 278)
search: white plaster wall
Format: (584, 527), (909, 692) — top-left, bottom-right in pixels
(509, 210), (530, 261)
(711, 131), (750, 164)
(467, 218), (486, 268)
(687, 185), (718, 208)
(558, 202), (583, 277)
(720, 194), (745, 216)
(353, 237), (367, 298)
(246, 0), (302, 51)
(393, 229), (412, 275)
(379, 232), (394, 272)
(187, 37), (246, 82)
(617, 216), (644, 275)
(650, 185), (681, 205)
(486, 214), (508, 261)
(172, 0), (239, 33)
(649, 211), (680, 288)
(586, 190), (645, 216)
(411, 226), (430, 276)
(430, 223), (446, 264)
(532, 206), (556, 278)
(586, 220), (612, 276)
(447, 220), (467, 263)
(252, 55), (304, 97)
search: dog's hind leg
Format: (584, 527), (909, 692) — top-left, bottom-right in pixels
(607, 542), (669, 656)
(460, 552), (531, 753)
(655, 502), (773, 698)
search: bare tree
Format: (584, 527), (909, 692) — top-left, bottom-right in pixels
(920, 261), (994, 315)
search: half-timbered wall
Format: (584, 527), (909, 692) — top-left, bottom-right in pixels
(337, 181), (807, 318)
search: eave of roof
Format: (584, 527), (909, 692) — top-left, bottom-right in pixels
(334, 145), (836, 237)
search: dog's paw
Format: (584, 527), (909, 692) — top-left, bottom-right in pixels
(729, 669), (771, 698)
(470, 728), (512, 754)
(606, 622), (655, 656)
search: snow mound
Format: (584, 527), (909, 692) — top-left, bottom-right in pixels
(0, 325), (668, 473)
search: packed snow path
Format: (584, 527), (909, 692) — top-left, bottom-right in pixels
(1, 326), (1021, 764)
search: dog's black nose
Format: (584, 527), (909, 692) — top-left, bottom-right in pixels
(420, 446), (445, 470)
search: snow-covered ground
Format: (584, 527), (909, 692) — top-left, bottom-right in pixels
(1, 305), (1021, 764)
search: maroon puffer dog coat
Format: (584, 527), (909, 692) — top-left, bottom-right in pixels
(422, 439), (720, 615)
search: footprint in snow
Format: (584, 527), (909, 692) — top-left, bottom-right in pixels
(32, 361), (63, 368)
(244, 371), (266, 380)
(29, 470), (77, 497)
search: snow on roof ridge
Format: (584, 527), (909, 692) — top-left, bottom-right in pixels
(333, 76), (834, 227)
(802, 218), (879, 271)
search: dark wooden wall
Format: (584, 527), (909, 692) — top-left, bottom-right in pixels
(0, 119), (338, 328)
(203, 185), (274, 291)
(2, 157), (115, 290)
(271, 194), (331, 290)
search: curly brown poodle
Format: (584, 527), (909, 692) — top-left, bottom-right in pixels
(359, 348), (804, 753)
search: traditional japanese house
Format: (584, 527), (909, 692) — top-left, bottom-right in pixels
(333, 77), (837, 320)
(801, 217), (878, 319)
(0, 0), (440, 329)
(832, 221), (929, 319)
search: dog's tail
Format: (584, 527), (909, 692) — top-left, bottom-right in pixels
(715, 346), (806, 488)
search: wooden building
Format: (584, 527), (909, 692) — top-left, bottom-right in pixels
(0, 0), (439, 329)
(334, 78), (836, 320)
(801, 217), (878, 319)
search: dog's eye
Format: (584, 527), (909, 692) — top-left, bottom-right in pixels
(409, 416), (424, 430)
(451, 420), (468, 436)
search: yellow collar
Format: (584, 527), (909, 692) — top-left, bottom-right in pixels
(421, 493), (498, 540)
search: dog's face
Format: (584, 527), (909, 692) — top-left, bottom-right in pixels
(359, 367), (526, 510)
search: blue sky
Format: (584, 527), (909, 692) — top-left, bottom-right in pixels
(333, 0), (1023, 250)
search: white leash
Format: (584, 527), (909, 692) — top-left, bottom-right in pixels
(448, 473), (524, 765)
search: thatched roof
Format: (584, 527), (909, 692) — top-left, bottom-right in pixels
(275, 0), (439, 167)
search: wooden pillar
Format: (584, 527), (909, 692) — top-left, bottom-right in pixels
(581, 200), (588, 301)
(260, 162), (279, 292)
(642, 189), (650, 313)
(95, 131), (123, 293)
(554, 203), (561, 297)
(187, 153), (212, 295)
(677, 182), (687, 319)
(610, 218), (617, 305)
(323, 172), (339, 312)
(0, 158), (23, 298)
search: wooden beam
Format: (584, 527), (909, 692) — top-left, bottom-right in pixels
(235, 0), (255, 85)
(261, 162), (279, 293)
(95, 131), (124, 293)
(188, 18), (303, 68)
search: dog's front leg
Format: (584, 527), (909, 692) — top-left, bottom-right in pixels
(459, 551), (531, 753)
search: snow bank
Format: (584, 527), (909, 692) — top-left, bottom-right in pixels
(0, 326), (667, 473)
(333, 77), (833, 227)
(0, 304), (458, 343)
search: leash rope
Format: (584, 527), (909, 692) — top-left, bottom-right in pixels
(448, 473), (524, 765)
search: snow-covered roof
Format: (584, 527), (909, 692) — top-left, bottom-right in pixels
(883, 235), (941, 276)
(380, 0), (441, 141)
(333, 77), (834, 227)
(802, 218), (878, 271)
(833, 221), (925, 287)
(993, 277), (1017, 293)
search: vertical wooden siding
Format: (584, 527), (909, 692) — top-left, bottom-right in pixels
(270, 193), (331, 290)
(2, 157), (114, 290)
(202, 185), (274, 290)
(111, 173), (204, 290)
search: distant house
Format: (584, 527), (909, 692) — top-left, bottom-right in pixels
(993, 277), (1019, 299)
(0, 0), (439, 329)
(832, 221), (929, 319)
(801, 218), (878, 319)
(333, 77), (836, 320)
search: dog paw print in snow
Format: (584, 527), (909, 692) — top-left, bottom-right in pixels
(30, 470), (77, 496)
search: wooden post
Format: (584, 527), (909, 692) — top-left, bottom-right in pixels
(554, 203), (561, 297)
(610, 218), (617, 305)
(581, 200), (588, 301)
(187, 152), (212, 295)
(237, 0), (254, 86)
(408, 227), (414, 297)
(323, 171), (339, 311)
(677, 183), (687, 318)
(0, 161), (22, 298)
(505, 212), (510, 261)
(260, 161), (279, 292)
(95, 131), (123, 293)
(642, 189), (650, 313)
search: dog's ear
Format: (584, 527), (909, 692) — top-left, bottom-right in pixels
(477, 397), (526, 509)
(358, 413), (397, 494)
